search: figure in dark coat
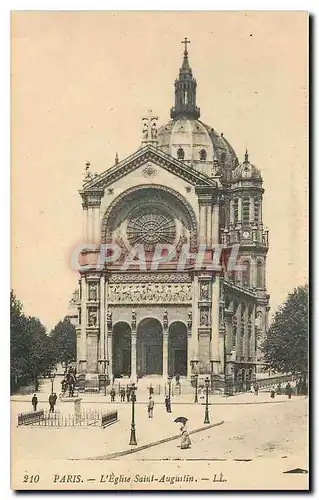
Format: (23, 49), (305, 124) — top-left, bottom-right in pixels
(49, 393), (56, 412)
(110, 387), (116, 402)
(285, 383), (293, 399)
(165, 395), (172, 413)
(126, 387), (131, 402)
(32, 394), (38, 411)
(120, 388), (125, 402)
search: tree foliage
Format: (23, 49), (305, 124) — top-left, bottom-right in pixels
(10, 291), (56, 392)
(49, 317), (76, 365)
(261, 284), (308, 375)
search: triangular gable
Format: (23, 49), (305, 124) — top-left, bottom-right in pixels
(82, 144), (217, 191)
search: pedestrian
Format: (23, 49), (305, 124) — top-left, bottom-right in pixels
(126, 386), (131, 402)
(110, 387), (116, 402)
(165, 395), (172, 413)
(285, 382), (292, 400)
(180, 422), (191, 449)
(254, 383), (259, 396)
(32, 394), (38, 411)
(149, 385), (154, 397)
(48, 393), (55, 412)
(148, 397), (154, 418)
(120, 387), (125, 402)
(270, 388), (275, 399)
(276, 383), (282, 396)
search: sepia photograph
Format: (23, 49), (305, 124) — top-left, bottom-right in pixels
(10, 10), (308, 491)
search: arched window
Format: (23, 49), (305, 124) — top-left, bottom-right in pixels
(177, 148), (185, 160)
(242, 260), (250, 288)
(257, 261), (264, 288)
(199, 149), (207, 161)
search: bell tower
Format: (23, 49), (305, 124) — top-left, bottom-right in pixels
(170, 37), (200, 120)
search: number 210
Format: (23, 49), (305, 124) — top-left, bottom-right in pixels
(23, 474), (40, 483)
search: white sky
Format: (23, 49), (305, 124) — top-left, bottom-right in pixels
(11, 11), (308, 330)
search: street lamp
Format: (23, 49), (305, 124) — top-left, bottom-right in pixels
(50, 370), (56, 394)
(129, 383), (137, 446)
(204, 377), (210, 424)
(194, 373), (198, 404)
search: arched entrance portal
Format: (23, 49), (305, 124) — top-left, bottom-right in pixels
(112, 322), (132, 378)
(137, 318), (163, 377)
(168, 322), (188, 377)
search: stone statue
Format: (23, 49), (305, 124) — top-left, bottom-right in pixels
(188, 310), (192, 331)
(151, 121), (158, 140)
(200, 283), (209, 301)
(142, 122), (148, 140)
(88, 309), (97, 327)
(131, 309), (136, 330)
(90, 283), (98, 301)
(107, 310), (112, 329)
(200, 309), (209, 327)
(163, 308), (168, 329)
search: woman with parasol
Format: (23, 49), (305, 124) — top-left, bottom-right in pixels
(174, 417), (191, 449)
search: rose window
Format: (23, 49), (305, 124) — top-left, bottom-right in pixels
(127, 210), (176, 250)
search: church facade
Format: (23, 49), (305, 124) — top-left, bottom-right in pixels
(75, 40), (270, 386)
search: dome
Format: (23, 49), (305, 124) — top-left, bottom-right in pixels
(232, 151), (262, 182)
(157, 118), (238, 170)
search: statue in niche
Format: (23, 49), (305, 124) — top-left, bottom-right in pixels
(188, 310), (192, 330)
(200, 283), (209, 301)
(88, 309), (97, 327)
(200, 309), (210, 327)
(89, 283), (98, 301)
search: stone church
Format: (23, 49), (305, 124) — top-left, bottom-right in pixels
(74, 39), (270, 387)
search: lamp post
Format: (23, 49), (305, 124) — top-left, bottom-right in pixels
(50, 370), (56, 394)
(168, 376), (172, 399)
(204, 377), (210, 424)
(194, 373), (198, 404)
(129, 383), (137, 446)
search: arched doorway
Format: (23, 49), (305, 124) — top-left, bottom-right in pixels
(112, 322), (132, 377)
(168, 322), (187, 377)
(137, 318), (163, 377)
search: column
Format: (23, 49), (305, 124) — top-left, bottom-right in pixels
(236, 303), (242, 357)
(252, 303), (256, 359)
(207, 205), (212, 247)
(99, 276), (105, 370)
(211, 200), (219, 245)
(163, 332), (168, 379)
(131, 333), (137, 382)
(93, 207), (101, 245)
(107, 333), (113, 379)
(191, 276), (199, 363)
(211, 276), (220, 373)
(80, 276), (87, 373)
(199, 204), (206, 245)
(82, 208), (88, 242)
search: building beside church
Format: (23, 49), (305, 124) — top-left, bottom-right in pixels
(74, 39), (270, 387)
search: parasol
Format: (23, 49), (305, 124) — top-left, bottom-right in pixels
(174, 416), (188, 425)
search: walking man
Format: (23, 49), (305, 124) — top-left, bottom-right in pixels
(110, 387), (116, 402)
(32, 394), (38, 411)
(285, 382), (293, 399)
(120, 387), (125, 402)
(165, 395), (172, 413)
(48, 393), (55, 413)
(126, 386), (131, 403)
(148, 397), (154, 418)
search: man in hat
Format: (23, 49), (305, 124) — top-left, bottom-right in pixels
(31, 394), (38, 411)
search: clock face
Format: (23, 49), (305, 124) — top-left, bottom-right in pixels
(242, 230), (250, 239)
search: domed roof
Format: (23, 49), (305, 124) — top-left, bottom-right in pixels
(157, 118), (238, 170)
(232, 150), (262, 182)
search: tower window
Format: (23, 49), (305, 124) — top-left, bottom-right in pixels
(242, 197), (250, 224)
(254, 197), (260, 223)
(177, 148), (185, 160)
(242, 260), (250, 288)
(257, 261), (264, 288)
(199, 149), (207, 161)
(234, 199), (239, 224)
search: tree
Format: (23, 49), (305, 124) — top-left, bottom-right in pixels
(50, 318), (76, 366)
(261, 284), (308, 375)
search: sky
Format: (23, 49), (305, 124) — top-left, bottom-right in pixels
(11, 11), (308, 330)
